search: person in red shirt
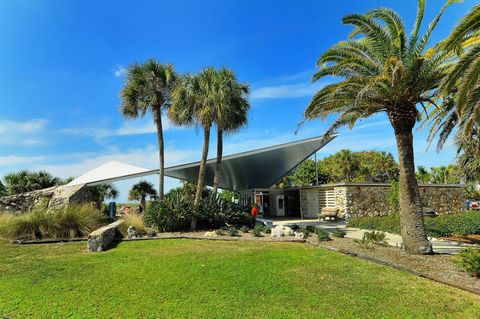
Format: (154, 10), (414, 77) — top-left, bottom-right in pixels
(251, 205), (259, 218)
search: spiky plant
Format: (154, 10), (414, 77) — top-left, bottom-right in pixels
(304, 0), (459, 254)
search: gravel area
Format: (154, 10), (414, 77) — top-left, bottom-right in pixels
(306, 236), (480, 295)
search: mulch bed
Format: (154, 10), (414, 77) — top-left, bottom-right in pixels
(306, 236), (480, 295)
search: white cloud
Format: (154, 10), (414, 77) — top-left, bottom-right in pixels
(0, 155), (46, 167)
(36, 145), (195, 179)
(60, 117), (176, 141)
(0, 119), (48, 146)
(251, 83), (318, 99)
(354, 120), (390, 130)
(113, 65), (127, 77)
(0, 118), (47, 134)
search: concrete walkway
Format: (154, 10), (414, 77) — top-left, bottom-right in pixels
(272, 218), (474, 255)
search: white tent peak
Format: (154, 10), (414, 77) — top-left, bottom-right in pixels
(67, 161), (154, 187)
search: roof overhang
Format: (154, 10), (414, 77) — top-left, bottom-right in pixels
(164, 134), (337, 190)
(67, 134), (337, 191)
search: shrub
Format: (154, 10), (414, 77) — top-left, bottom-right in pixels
(454, 247), (480, 277)
(347, 214), (401, 235)
(48, 205), (107, 239)
(298, 228), (311, 237)
(348, 212), (480, 238)
(198, 194), (253, 229)
(0, 212), (16, 238)
(305, 225), (316, 233)
(363, 230), (388, 246)
(316, 229), (330, 241)
(227, 227), (238, 237)
(0, 205), (106, 240)
(353, 237), (373, 249)
(240, 226), (250, 233)
(252, 226), (263, 237)
(331, 229), (347, 238)
(386, 181), (399, 212)
(144, 191), (194, 232)
(262, 226), (271, 234)
(290, 224), (300, 231)
(215, 229), (225, 236)
(118, 214), (148, 237)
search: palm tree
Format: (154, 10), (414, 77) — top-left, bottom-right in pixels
(212, 68), (250, 194)
(128, 181), (157, 213)
(119, 59), (178, 200)
(416, 166), (431, 184)
(169, 67), (221, 229)
(87, 183), (119, 208)
(440, 4), (480, 137)
(424, 4), (479, 151)
(303, 0), (456, 254)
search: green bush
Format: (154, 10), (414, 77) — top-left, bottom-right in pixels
(305, 225), (316, 233)
(252, 226), (263, 237)
(316, 229), (330, 241)
(240, 226), (250, 233)
(454, 247), (480, 277)
(198, 194), (254, 229)
(290, 224), (300, 231)
(227, 227), (238, 237)
(348, 212), (480, 238)
(347, 214), (401, 234)
(363, 230), (388, 246)
(262, 226), (271, 234)
(144, 191), (194, 232)
(299, 228), (311, 237)
(0, 205), (106, 240)
(331, 229), (347, 238)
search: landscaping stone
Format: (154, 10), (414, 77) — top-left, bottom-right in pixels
(295, 232), (307, 239)
(127, 226), (137, 239)
(271, 225), (294, 237)
(204, 231), (218, 237)
(0, 186), (57, 214)
(87, 220), (124, 252)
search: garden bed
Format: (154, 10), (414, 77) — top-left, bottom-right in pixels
(307, 236), (480, 295)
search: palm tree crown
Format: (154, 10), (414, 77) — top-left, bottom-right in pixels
(119, 59), (178, 200)
(303, 0), (457, 254)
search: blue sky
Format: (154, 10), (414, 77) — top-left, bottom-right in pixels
(0, 0), (475, 201)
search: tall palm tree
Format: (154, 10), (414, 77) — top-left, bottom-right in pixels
(303, 0), (456, 254)
(119, 59), (178, 200)
(169, 67), (221, 229)
(440, 4), (480, 137)
(212, 68), (250, 194)
(128, 181), (157, 213)
(424, 4), (479, 151)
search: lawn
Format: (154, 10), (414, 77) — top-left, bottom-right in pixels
(1, 239), (480, 319)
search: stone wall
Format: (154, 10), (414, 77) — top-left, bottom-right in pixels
(0, 186), (57, 214)
(0, 184), (96, 214)
(336, 183), (465, 219)
(299, 183), (465, 220)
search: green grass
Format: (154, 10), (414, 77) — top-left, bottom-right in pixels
(1, 239), (480, 319)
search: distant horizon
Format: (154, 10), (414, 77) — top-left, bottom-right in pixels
(0, 0), (475, 201)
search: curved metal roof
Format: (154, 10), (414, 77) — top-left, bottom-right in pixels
(164, 134), (336, 190)
(67, 134), (337, 191)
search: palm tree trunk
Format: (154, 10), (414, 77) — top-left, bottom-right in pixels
(390, 112), (432, 255)
(153, 108), (165, 201)
(212, 128), (223, 194)
(140, 195), (146, 214)
(192, 125), (211, 230)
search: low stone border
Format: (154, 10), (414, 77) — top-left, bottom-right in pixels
(121, 235), (306, 243)
(10, 238), (87, 245)
(306, 239), (480, 296)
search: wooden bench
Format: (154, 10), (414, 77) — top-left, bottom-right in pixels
(318, 207), (339, 221)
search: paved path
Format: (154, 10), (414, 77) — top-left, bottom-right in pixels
(272, 218), (474, 255)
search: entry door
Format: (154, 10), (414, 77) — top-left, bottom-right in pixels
(276, 195), (285, 217)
